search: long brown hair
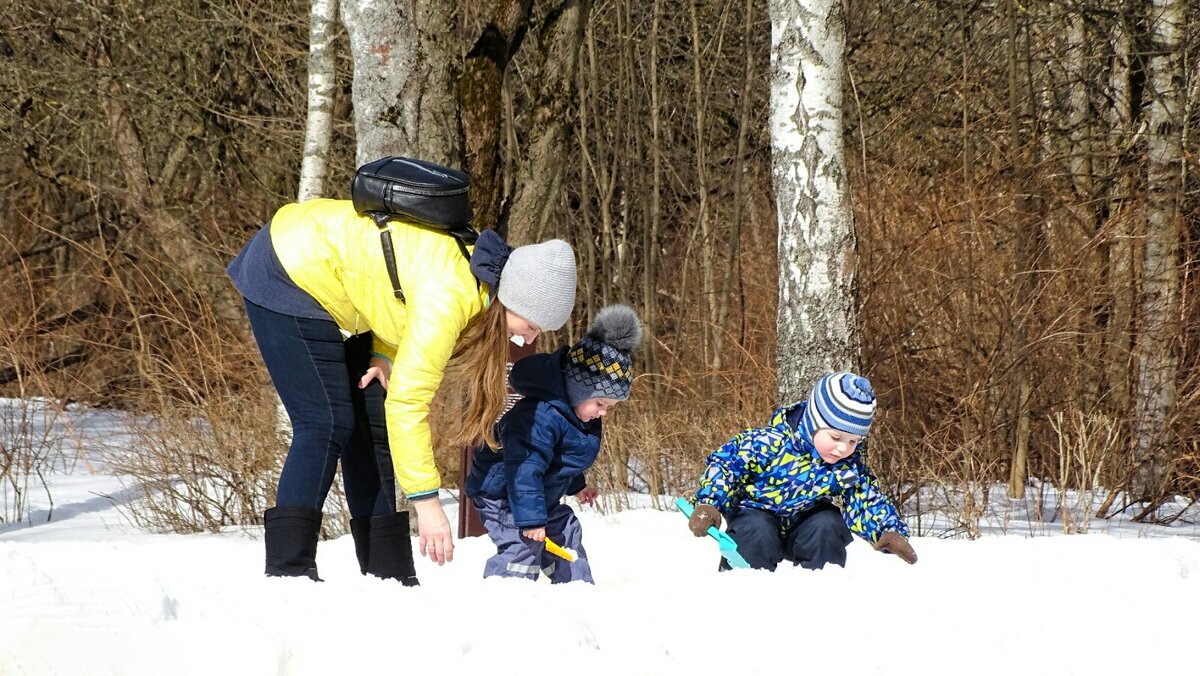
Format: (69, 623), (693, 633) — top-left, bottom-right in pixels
(441, 299), (510, 450)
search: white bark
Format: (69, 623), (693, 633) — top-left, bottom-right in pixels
(340, 0), (460, 165)
(768, 0), (857, 403)
(1103, 15), (1135, 417)
(1132, 0), (1185, 494)
(1064, 9), (1093, 203)
(298, 0), (340, 201)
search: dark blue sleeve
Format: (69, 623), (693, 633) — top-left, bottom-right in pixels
(565, 473), (587, 496)
(500, 402), (563, 528)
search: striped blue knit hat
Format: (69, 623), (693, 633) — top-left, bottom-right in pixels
(801, 372), (876, 439)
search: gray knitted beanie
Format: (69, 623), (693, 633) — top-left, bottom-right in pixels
(564, 304), (644, 406)
(497, 239), (577, 331)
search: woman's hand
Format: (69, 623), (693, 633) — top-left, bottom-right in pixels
(522, 526), (546, 542)
(412, 499), (454, 565)
(359, 356), (392, 391)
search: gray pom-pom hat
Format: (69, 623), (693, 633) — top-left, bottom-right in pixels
(564, 304), (644, 406)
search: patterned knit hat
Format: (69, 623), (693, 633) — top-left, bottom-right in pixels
(564, 305), (643, 406)
(801, 372), (876, 440)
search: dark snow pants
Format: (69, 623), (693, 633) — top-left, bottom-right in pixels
(245, 300), (396, 518)
(723, 503), (853, 571)
(473, 496), (594, 583)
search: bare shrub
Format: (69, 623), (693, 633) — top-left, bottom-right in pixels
(110, 400), (276, 533)
(0, 260), (81, 524)
(90, 262), (359, 535)
(0, 397), (67, 524)
(1049, 410), (1122, 534)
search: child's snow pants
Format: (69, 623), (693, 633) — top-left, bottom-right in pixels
(723, 502), (853, 571)
(473, 496), (594, 583)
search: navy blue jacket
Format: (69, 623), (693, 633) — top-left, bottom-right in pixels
(464, 347), (602, 528)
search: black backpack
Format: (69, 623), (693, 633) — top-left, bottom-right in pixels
(351, 156), (479, 302)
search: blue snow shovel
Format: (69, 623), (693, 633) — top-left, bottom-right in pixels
(674, 497), (751, 569)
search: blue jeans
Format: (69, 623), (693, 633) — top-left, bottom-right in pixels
(244, 300), (395, 518)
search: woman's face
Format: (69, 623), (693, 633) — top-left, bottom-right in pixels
(504, 310), (543, 347)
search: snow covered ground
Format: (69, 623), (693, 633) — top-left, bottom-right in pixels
(2, 399), (1198, 675)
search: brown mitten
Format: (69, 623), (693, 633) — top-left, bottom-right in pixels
(687, 503), (722, 537)
(875, 531), (918, 564)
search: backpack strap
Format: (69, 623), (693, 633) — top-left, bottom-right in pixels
(451, 228), (481, 294)
(370, 214), (480, 303)
(370, 212), (406, 302)
(449, 226), (477, 265)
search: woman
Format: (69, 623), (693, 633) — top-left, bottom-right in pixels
(227, 196), (576, 584)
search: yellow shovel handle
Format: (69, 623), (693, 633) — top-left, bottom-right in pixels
(544, 537), (577, 562)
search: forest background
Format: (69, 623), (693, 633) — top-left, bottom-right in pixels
(1, 0), (1198, 536)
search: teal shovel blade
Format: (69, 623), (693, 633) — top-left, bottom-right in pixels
(674, 497), (751, 569)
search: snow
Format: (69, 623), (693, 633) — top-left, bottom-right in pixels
(2, 399), (1198, 675)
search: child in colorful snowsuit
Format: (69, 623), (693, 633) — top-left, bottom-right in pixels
(686, 372), (917, 571)
(466, 305), (643, 583)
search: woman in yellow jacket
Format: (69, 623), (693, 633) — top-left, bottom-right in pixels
(228, 198), (576, 584)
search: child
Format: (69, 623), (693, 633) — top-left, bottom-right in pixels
(685, 372), (917, 571)
(466, 304), (643, 583)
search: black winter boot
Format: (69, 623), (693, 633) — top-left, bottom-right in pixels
(349, 516), (371, 574)
(349, 511), (420, 586)
(263, 506), (323, 581)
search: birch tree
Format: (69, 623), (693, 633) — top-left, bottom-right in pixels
(298, 0), (340, 200)
(1103, 8), (1136, 420)
(768, 0), (857, 403)
(1132, 0), (1185, 500)
(340, 0), (461, 165)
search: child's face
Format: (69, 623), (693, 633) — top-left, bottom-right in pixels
(812, 428), (863, 464)
(574, 397), (620, 422)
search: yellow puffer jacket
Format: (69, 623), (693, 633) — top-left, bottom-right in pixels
(269, 199), (489, 498)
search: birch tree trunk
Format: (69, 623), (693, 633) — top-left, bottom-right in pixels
(1064, 8), (1094, 214)
(768, 0), (857, 404)
(1132, 0), (1184, 499)
(340, 0), (461, 165)
(1103, 11), (1135, 422)
(298, 0), (340, 201)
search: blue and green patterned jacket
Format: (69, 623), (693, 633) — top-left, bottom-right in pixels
(694, 401), (909, 544)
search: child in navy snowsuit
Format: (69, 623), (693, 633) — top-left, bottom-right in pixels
(466, 305), (643, 583)
(685, 372), (917, 571)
